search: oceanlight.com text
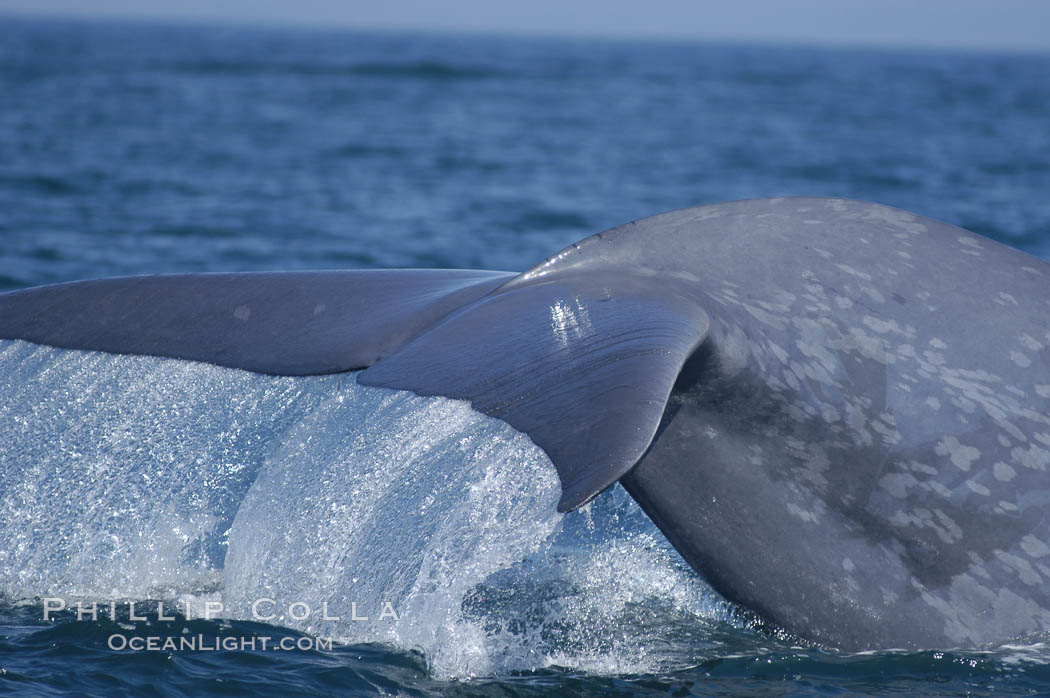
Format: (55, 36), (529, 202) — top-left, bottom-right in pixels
(107, 634), (334, 652)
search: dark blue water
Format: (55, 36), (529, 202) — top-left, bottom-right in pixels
(2, 15), (1050, 697)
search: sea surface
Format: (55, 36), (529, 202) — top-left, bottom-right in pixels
(1, 15), (1050, 697)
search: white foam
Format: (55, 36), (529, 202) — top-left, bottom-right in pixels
(0, 340), (735, 678)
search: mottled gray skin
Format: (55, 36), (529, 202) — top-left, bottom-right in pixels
(584, 198), (1050, 650)
(3, 197), (1050, 651)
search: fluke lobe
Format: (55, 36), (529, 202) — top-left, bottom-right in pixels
(3, 197), (1050, 651)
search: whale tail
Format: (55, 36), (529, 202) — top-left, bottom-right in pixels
(11, 197), (1048, 651)
(0, 262), (709, 511)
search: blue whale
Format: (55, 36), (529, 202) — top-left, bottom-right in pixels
(3, 197), (1050, 651)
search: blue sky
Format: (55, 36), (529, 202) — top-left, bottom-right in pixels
(3, 0), (1049, 51)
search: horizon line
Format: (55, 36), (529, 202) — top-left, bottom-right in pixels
(4, 9), (1050, 57)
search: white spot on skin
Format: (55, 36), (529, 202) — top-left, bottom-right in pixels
(966, 480), (991, 496)
(1020, 334), (1045, 352)
(933, 509), (963, 544)
(929, 338), (947, 350)
(1011, 351), (1032, 368)
(767, 341), (790, 364)
(234, 305), (251, 321)
(313, 303), (327, 316)
(843, 558), (855, 572)
(786, 502), (819, 523)
(1037, 385), (1050, 399)
(1012, 443), (1050, 471)
(997, 292), (1019, 306)
(879, 472), (917, 498)
(910, 460), (937, 476)
(1021, 535), (1050, 559)
(836, 264), (872, 281)
(863, 287), (886, 304)
(926, 397), (941, 410)
(996, 551), (1043, 586)
(935, 436), (980, 471)
(924, 350), (946, 366)
(993, 462), (1016, 482)
(872, 414), (901, 446)
(863, 316), (902, 334)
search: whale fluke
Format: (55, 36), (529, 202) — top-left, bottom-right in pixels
(0, 269), (513, 375)
(358, 273), (709, 510)
(0, 268), (709, 511)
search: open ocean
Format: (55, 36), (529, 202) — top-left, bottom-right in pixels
(2, 15), (1050, 697)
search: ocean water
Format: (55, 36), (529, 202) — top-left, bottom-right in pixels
(1, 15), (1050, 696)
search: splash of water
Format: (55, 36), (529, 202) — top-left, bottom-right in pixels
(0, 339), (736, 678)
(221, 377), (564, 677)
